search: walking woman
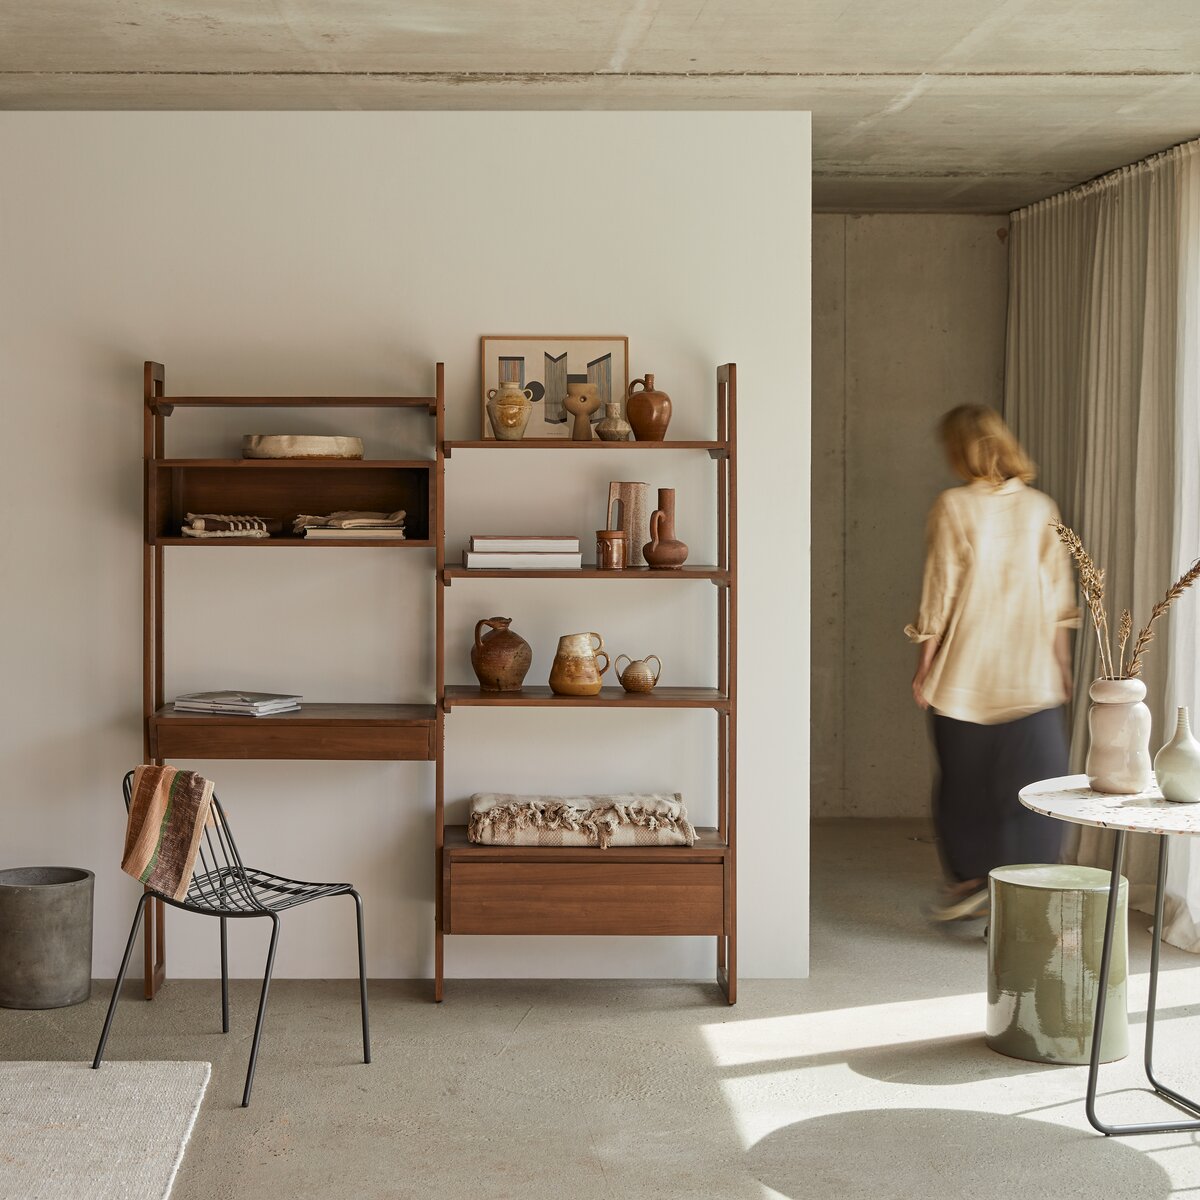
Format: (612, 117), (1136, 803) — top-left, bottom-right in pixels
(907, 406), (1078, 920)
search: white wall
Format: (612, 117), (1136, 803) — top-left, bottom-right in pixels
(810, 214), (1009, 817)
(0, 112), (811, 980)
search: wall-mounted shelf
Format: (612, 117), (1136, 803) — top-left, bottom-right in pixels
(442, 685), (728, 710)
(443, 438), (727, 458)
(442, 565), (728, 584)
(148, 395), (438, 416)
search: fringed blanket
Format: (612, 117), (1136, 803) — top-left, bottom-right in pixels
(182, 513), (281, 538)
(121, 765), (215, 901)
(468, 793), (696, 849)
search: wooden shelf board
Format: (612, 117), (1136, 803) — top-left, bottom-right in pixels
(443, 825), (728, 862)
(154, 703), (434, 725)
(444, 439), (726, 457)
(153, 458), (433, 469)
(442, 685), (727, 710)
(154, 536), (432, 548)
(443, 564), (727, 583)
(150, 396), (437, 414)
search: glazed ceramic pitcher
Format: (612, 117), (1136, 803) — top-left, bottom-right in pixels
(549, 632), (610, 697)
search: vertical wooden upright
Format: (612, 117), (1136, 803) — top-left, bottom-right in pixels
(433, 363), (447, 1002)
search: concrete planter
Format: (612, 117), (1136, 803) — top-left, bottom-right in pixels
(0, 867), (94, 1009)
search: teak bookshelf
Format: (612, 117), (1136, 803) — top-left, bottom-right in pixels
(139, 361), (444, 997)
(434, 365), (738, 1005)
(140, 361), (736, 1006)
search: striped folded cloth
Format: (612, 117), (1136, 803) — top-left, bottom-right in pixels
(121, 765), (215, 901)
(468, 792), (696, 849)
(182, 513), (281, 538)
(292, 509), (406, 533)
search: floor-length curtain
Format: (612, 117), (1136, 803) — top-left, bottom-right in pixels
(1005, 138), (1200, 948)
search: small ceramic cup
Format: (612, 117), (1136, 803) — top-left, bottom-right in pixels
(595, 529), (627, 571)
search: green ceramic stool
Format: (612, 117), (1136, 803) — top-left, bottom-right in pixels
(986, 864), (1128, 1065)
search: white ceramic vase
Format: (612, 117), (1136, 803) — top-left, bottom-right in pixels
(1087, 677), (1153, 794)
(1154, 707), (1200, 803)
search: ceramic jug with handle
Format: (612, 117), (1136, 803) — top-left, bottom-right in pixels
(486, 380), (535, 441)
(549, 632), (610, 697)
(615, 654), (662, 694)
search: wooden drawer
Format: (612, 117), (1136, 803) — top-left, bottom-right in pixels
(151, 715), (434, 761)
(445, 861), (725, 935)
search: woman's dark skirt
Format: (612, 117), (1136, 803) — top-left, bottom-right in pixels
(931, 706), (1068, 883)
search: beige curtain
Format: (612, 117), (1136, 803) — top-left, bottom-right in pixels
(1005, 138), (1200, 947)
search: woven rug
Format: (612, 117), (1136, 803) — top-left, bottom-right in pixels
(0, 1061), (210, 1200)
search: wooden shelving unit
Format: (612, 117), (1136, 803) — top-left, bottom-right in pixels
(140, 361), (443, 997)
(434, 365), (738, 1005)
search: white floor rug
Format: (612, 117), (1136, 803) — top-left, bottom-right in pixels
(0, 1061), (210, 1200)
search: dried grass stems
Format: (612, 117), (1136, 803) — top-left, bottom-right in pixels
(1052, 521), (1200, 680)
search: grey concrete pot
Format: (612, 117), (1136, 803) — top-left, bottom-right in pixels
(0, 866), (94, 1009)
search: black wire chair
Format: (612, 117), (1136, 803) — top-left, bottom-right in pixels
(93, 769), (371, 1107)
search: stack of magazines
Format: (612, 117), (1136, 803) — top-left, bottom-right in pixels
(172, 690), (303, 716)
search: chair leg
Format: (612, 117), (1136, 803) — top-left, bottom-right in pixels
(241, 913), (280, 1108)
(220, 916), (230, 1034)
(350, 888), (371, 1064)
(92, 893), (151, 1069)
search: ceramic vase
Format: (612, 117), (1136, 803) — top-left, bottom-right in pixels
(1087, 677), (1154, 794)
(470, 617), (532, 692)
(1154, 707), (1200, 803)
(564, 382), (603, 441)
(596, 402), (632, 442)
(486, 381), (534, 441)
(643, 487), (688, 569)
(549, 632), (610, 697)
(615, 654), (662, 694)
(607, 481), (650, 568)
(625, 374), (672, 441)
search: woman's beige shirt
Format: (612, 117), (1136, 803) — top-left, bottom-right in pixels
(905, 479), (1080, 725)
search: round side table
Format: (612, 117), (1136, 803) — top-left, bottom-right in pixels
(1020, 773), (1200, 1137)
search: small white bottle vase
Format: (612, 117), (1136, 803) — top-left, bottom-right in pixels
(1087, 678), (1153, 794)
(1154, 707), (1200, 803)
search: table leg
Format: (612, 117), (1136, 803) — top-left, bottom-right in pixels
(1086, 831), (1200, 1135)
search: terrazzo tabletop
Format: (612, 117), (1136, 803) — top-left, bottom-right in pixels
(1020, 773), (1200, 836)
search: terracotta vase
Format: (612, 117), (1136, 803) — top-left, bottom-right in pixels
(564, 382), (602, 441)
(1154, 707), (1200, 803)
(470, 617), (532, 692)
(549, 631), (610, 697)
(615, 654), (662, 694)
(607, 481), (650, 568)
(643, 488), (688, 570)
(1087, 677), (1153, 794)
(486, 381), (534, 441)
(626, 374), (672, 441)
(596, 401), (632, 442)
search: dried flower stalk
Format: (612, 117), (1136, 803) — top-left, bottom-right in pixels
(1052, 522), (1115, 678)
(1117, 609), (1132, 676)
(1126, 558), (1200, 678)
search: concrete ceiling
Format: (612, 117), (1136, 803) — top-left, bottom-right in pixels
(2, 1), (1198, 212)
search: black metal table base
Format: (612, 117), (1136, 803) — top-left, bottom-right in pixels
(1087, 830), (1200, 1135)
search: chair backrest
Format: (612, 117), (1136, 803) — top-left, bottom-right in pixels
(122, 768), (263, 912)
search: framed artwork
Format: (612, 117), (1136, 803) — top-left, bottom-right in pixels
(480, 336), (630, 439)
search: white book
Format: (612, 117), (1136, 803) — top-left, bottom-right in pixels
(304, 528), (407, 540)
(175, 690), (302, 707)
(470, 535), (580, 554)
(463, 551), (583, 570)
(173, 703), (302, 717)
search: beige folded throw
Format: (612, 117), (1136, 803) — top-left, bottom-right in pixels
(183, 513), (279, 538)
(468, 793), (696, 849)
(292, 509), (406, 533)
(121, 765), (215, 901)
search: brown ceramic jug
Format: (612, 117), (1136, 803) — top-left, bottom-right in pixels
(615, 654), (662, 694)
(549, 631), (610, 697)
(625, 374), (672, 441)
(643, 487), (688, 569)
(471, 617), (532, 691)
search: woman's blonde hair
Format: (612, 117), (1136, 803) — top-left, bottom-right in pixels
(939, 405), (1036, 485)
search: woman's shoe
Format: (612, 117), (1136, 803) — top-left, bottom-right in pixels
(930, 887), (989, 922)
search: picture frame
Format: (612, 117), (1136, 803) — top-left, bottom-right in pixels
(480, 335), (630, 439)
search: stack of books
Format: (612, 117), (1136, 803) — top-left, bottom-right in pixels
(172, 690), (303, 716)
(463, 535), (582, 570)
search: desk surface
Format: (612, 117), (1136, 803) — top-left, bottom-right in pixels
(1020, 773), (1200, 837)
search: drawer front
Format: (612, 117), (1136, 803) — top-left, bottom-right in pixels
(152, 721), (433, 761)
(446, 861), (725, 935)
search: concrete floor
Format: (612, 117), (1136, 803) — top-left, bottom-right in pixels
(4, 819), (1200, 1198)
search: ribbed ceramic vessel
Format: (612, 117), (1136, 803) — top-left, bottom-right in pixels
(1087, 677), (1153, 794)
(1154, 706), (1200, 803)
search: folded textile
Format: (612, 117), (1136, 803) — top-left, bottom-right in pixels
(468, 792), (696, 849)
(183, 513), (282, 532)
(182, 527), (271, 539)
(121, 765), (215, 901)
(292, 509), (406, 533)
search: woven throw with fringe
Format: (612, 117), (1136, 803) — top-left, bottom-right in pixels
(468, 793), (696, 849)
(121, 765), (215, 900)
